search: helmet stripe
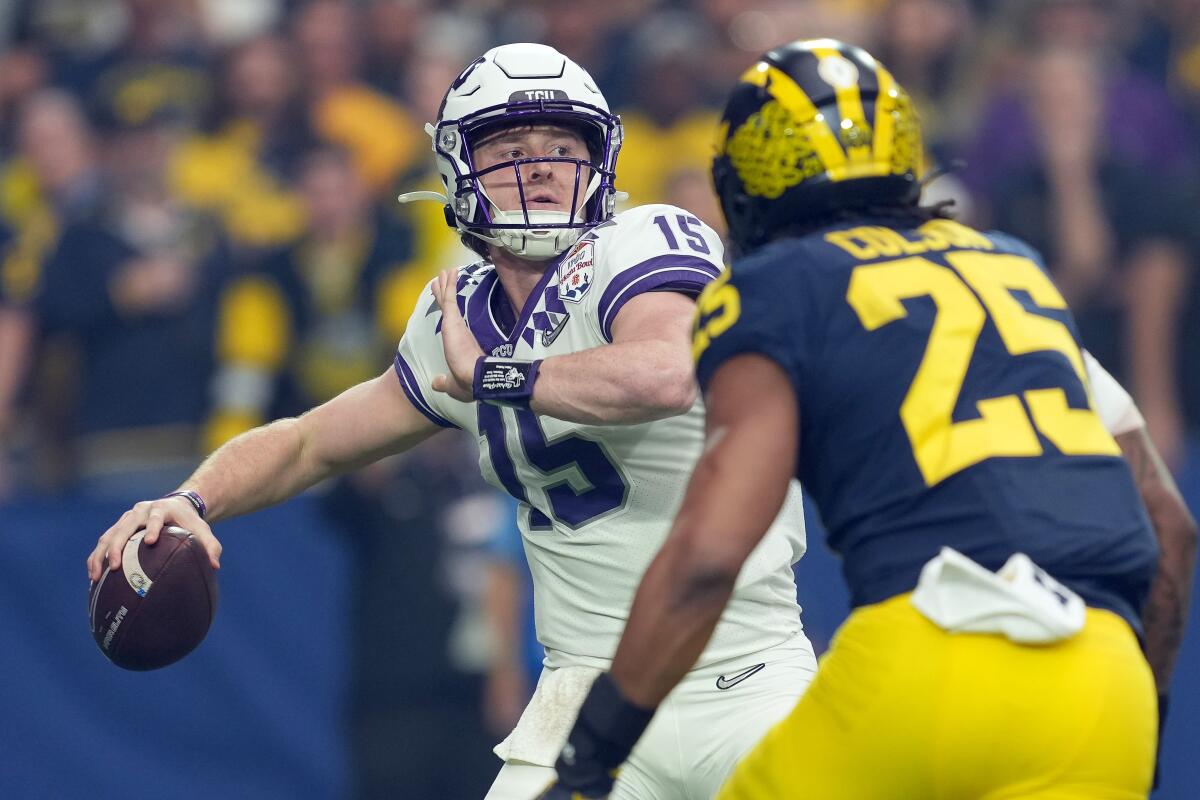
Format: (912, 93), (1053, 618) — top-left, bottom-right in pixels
(811, 46), (871, 164)
(872, 62), (897, 166)
(739, 62), (847, 170)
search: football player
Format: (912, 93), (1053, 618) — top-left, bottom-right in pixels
(540, 40), (1197, 799)
(87, 44), (820, 799)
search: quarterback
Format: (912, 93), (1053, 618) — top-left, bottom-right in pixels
(87, 44), (817, 799)
(544, 39), (1196, 799)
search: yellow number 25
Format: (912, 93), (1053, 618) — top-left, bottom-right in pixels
(692, 269), (742, 361)
(847, 252), (1119, 487)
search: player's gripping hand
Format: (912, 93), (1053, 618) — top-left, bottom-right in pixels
(430, 267), (485, 403)
(534, 673), (655, 800)
(87, 495), (221, 582)
(535, 774), (612, 800)
(535, 738), (617, 800)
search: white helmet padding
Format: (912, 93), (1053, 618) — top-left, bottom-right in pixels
(403, 43), (623, 260)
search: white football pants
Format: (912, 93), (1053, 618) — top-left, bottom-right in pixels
(484, 631), (817, 800)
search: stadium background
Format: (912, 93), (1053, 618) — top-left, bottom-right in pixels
(0, 0), (1197, 797)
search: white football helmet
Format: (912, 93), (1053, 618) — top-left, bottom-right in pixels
(399, 43), (623, 260)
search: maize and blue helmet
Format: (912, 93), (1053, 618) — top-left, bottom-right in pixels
(713, 39), (925, 253)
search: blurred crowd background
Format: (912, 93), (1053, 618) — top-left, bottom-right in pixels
(0, 0), (1198, 798)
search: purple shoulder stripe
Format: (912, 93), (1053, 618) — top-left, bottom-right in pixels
(597, 254), (722, 341)
(393, 353), (459, 429)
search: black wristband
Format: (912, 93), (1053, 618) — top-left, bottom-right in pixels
(163, 490), (206, 520)
(473, 357), (542, 408)
(555, 673), (655, 792)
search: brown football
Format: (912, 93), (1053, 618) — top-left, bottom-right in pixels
(88, 526), (218, 670)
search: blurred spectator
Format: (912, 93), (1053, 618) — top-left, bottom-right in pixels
(874, 0), (978, 159)
(15, 0), (128, 92)
(1168, 212), (1200, 495)
(1142, 0), (1200, 144)
(84, 0), (213, 133)
(614, 10), (724, 207)
(662, 165), (726, 238)
(986, 46), (1195, 467)
(399, 13), (488, 127)
(774, 0), (878, 44)
(0, 45), (50, 150)
(0, 302), (26, 493)
(204, 146), (415, 450)
(498, 0), (631, 89)
(1126, 230), (1199, 475)
(962, 0), (1196, 204)
(0, 2), (1195, 796)
(481, 495), (541, 740)
(195, 0), (282, 46)
(362, 0), (431, 96)
(292, 0), (420, 195)
(696, 0), (770, 86)
(19, 96), (225, 497)
(698, 0), (877, 82)
(0, 90), (105, 494)
(327, 433), (504, 800)
(390, 31), (483, 278)
(1022, 0), (1114, 47)
(170, 34), (308, 254)
(2, 90), (98, 292)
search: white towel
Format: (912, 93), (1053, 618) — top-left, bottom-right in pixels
(911, 547), (1085, 644)
(493, 665), (602, 767)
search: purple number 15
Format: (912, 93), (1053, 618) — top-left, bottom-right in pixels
(478, 404), (629, 529)
(653, 214), (711, 255)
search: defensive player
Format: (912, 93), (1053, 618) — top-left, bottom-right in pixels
(87, 44), (818, 799)
(542, 40), (1197, 799)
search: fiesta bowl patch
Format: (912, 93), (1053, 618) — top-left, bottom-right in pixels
(558, 241), (595, 303)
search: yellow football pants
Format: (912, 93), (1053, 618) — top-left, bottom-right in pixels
(718, 593), (1157, 799)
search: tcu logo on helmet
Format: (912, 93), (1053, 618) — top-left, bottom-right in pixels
(511, 89), (570, 102)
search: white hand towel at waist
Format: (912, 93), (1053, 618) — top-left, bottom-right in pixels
(910, 547), (1086, 644)
(493, 665), (602, 767)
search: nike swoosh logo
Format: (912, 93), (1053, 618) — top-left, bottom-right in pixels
(541, 312), (569, 347)
(715, 662), (766, 690)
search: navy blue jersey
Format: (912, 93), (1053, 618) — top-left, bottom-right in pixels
(694, 216), (1158, 631)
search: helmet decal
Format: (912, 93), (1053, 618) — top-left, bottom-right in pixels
(726, 99), (823, 199)
(712, 39), (925, 251)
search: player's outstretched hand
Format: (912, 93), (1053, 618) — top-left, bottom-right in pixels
(430, 267), (484, 403)
(87, 496), (221, 582)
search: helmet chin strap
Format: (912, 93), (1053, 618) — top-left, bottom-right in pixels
(473, 173), (602, 260)
(396, 188), (573, 259)
(397, 173), (628, 262)
(490, 212), (581, 260)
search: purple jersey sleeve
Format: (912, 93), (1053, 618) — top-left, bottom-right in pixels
(589, 205), (726, 341)
(393, 284), (461, 430)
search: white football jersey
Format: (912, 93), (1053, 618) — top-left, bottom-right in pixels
(394, 204), (807, 670)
